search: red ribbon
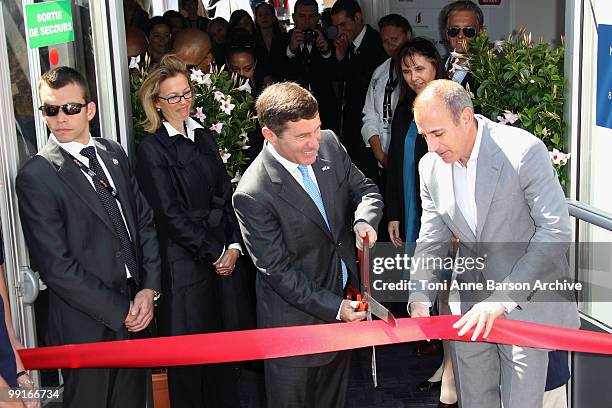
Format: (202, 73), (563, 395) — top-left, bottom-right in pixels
(19, 316), (612, 370)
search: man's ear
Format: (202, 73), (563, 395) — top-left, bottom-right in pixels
(261, 126), (275, 143)
(86, 101), (97, 121)
(354, 11), (363, 25)
(461, 107), (474, 127)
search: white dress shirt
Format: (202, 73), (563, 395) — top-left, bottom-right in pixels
(266, 141), (321, 193)
(163, 119), (243, 257)
(352, 25), (367, 51)
(50, 134), (132, 278)
(452, 115), (484, 236)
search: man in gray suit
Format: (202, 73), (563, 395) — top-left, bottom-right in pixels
(407, 80), (579, 408)
(233, 82), (383, 408)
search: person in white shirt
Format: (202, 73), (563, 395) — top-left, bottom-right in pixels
(362, 14), (412, 170)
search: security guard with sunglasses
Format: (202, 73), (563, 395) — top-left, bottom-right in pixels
(16, 66), (161, 408)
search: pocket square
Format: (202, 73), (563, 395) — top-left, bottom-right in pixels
(112, 158), (119, 165)
(322, 165), (330, 171)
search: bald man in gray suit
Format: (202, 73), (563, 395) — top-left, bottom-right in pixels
(408, 80), (579, 408)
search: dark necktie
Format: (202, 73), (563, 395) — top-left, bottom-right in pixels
(80, 146), (137, 278)
(347, 43), (356, 61)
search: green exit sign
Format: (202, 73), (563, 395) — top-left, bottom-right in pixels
(25, 1), (74, 49)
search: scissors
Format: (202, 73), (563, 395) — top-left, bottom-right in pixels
(345, 235), (398, 387)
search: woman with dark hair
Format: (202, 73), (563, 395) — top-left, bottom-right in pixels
(253, 2), (288, 81)
(386, 38), (455, 408)
(226, 29), (270, 161)
(136, 54), (242, 408)
(227, 9), (256, 34)
(207, 17), (229, 68)
(145, 16), (172, 63)
(387, 37), (447, 246)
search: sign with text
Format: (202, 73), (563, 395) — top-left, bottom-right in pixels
(25, 1), (74, 49)
(597, 24), (612, 129)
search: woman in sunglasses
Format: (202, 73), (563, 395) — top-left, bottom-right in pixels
(136, 54), (242, 408)
(385, 38), (458, 408)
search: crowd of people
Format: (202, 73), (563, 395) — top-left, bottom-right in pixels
(6, 1), (577, 408)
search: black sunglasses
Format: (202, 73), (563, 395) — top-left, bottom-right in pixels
(39, 102), (88, 117)
(447, 27), (477, 38)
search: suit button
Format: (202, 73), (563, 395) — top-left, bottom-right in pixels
(207, 185), (212, 191)
(177, 160), (184, 167)
(115, 251), (122, 259)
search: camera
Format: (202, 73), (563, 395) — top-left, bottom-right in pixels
(302, 29), (317, 45)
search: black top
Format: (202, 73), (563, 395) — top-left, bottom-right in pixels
(385, 98), (429, 240)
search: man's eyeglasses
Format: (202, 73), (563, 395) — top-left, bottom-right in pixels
(447, 27), (477, 38)
(38, 102), (88, 117)
(186, 53), (210, 71)
(157, 90), (193, 104)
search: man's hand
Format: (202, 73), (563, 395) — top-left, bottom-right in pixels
(354, 222), (377, 250)
(334, 33), (349, 60)
(124, 289), (155, 332)
(289, 29), (304, 52)
(388, 221), (403, 247)
(314, 29), (329, 53)
(452, 301), (506, 341)
(408, 302), (430, 318)
(339, 299), (367, 322)
(213, 248), (240, 276)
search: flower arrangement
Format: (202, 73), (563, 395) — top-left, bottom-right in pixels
(129, 56), (256, 180)
(189, 67), (256, 180)
(465, 28), (570, 187)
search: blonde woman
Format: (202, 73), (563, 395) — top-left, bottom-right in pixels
(136, 54), (242, 408)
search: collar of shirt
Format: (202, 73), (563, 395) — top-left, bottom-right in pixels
(51, 133), (96, 167)
(352, 25), (367, 50)
(266, 141), (319, 190)
(162, 117), (204, 142)
(454, 114), (484, 170)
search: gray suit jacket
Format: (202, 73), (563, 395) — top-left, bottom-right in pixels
(233, 130), (383, 366)
(409, 115), (579, 329)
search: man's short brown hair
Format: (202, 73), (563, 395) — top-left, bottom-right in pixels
(255, 82), (319, 136)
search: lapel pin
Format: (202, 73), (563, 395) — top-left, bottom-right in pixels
(112, 158), (119, 166)
(321, 165), (330, 171)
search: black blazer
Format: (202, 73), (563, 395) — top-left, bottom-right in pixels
(336, 25), (387, 139)
(135, 125), (242, 292)
(233, 131), (383, 366)
(282, 30), (341, 133)
(16, 137), (161, 345)
(386, 99), (429, 240)
(255, 29), (289, 82)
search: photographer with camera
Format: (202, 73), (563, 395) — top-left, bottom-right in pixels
(283, 0), (340, 133)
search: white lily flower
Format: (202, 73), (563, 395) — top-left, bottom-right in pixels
(210, 122), (223, 134)
(129, 55), (140, 69)
(195, 107), (207, 121)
